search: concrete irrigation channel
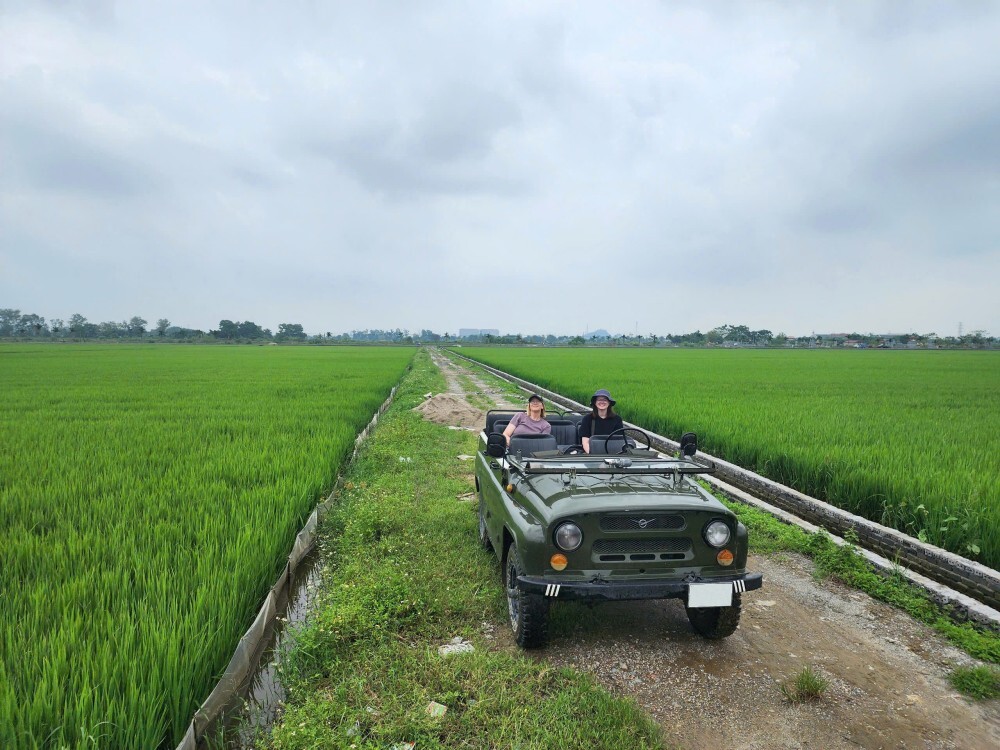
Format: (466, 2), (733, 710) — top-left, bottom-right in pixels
(447, 349), (1000, 629)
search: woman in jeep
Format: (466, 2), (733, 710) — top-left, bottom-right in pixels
(581, 389), (624, 453)
(502, 393), (551, 445)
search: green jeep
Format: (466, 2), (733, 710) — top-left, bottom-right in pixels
(475, 410), (762, 648)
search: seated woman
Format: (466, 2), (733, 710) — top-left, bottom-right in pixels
(581, 389), (624, 453)
(503, 394), (551, 445)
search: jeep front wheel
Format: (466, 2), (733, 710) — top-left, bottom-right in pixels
(477, 493), (493, 551)
(685, 594), (742, 639)
(504, 542), (549, 648)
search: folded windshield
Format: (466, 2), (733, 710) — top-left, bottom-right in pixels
(509, 454), (716, 476)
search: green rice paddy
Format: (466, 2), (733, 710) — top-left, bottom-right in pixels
(457, 347), (1000, 570)
(0, 344), (414, 749)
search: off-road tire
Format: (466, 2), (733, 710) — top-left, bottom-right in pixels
(504, 542), (549, 648)
(477, 493), (493, 552)
(685, 593), (742, 639)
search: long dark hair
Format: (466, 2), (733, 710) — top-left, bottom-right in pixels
(591, 403), (617, 419)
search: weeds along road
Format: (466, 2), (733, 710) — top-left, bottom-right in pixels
(433, 350), (1000, 750)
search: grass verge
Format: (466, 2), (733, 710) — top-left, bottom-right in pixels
(948, 666), (1000, 700)
(261, 350), (666, 749)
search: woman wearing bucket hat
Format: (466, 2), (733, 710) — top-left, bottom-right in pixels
(581, 389), (624, 453)
(502, 393), (551, 446)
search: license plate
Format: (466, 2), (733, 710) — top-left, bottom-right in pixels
(688, 582), (733, 608)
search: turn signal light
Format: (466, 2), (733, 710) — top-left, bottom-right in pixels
(550, 553), (568, 571)
(506, 484), (513, 492)
(717, 549), (734, 566)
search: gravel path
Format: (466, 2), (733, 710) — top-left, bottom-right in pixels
(429, 349), (522, 409)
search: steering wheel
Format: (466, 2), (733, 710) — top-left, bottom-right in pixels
(605, 427), (652, 454)
(561, 444), (585, 455)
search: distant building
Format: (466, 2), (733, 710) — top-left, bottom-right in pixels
(459, 328), (500, 338)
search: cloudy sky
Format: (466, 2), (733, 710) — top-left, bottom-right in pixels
(2, 1), (997, 337)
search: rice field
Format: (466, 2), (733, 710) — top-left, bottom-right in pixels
(0, 344), (414, 749)
(457, 347), (1000, 570)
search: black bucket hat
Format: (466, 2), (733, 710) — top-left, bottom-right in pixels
(591, 389), (616, 407)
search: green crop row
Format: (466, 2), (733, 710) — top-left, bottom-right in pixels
(0, 344), (414, 749)
(457, 347), (1000, 570)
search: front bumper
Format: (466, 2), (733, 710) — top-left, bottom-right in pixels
(517, 572), (763, 601)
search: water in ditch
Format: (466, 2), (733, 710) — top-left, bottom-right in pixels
(210, 550), (324, 748)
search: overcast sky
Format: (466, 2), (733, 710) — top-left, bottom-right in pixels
(2, 1), (998, 337)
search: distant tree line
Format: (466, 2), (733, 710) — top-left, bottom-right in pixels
(0, 308), (994, 348)
(463, 324), (996, 349)
(0, 310), (312, 343)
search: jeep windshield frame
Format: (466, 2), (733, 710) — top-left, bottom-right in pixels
(504, 454), (717, 477)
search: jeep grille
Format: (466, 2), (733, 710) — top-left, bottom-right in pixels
(599, 513), (685, 531)
(592, 537), (692, 562)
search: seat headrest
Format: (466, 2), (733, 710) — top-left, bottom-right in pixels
(509, 434), (558, 456)
(588, 436), (627, 455)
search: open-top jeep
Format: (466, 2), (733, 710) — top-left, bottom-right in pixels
(475, 410), (763, 647)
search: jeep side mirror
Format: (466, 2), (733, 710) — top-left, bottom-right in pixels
(680, 432), (697, 458)
(486, 432), (508, 458)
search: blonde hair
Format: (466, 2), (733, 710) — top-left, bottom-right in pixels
(527, 399), (546, 418)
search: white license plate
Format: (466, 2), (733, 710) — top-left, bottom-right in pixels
(688, 583), (733, 608)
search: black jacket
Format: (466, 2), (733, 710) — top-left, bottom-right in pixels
(580, 413), (624, 438)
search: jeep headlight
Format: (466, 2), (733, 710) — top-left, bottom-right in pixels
(703, 520), (731, 548)
(554, 522), (583, 551)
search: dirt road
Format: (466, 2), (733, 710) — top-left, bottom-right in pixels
(532, 553), (999, 750)
(431, 350), (1000, 750)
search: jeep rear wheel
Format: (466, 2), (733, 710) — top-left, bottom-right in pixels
(504, 542), (549, 648)
(685, 594), (742, 639)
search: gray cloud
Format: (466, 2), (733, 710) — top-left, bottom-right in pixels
(876, 100), (1000, 187)
(2, 115), (162, 197)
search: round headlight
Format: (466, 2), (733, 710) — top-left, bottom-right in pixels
(704, 520), (731, 548)
(554, 522), (583, 551)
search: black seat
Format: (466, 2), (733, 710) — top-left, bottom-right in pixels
(547, 420), (579, 448)
(588, 435), (630, 455)
(509, 434), (558, 456)
(485, 410), (519, 435)
(492, 420), (510, 435)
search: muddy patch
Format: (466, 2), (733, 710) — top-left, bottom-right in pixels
(413, 393), (484, 430)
